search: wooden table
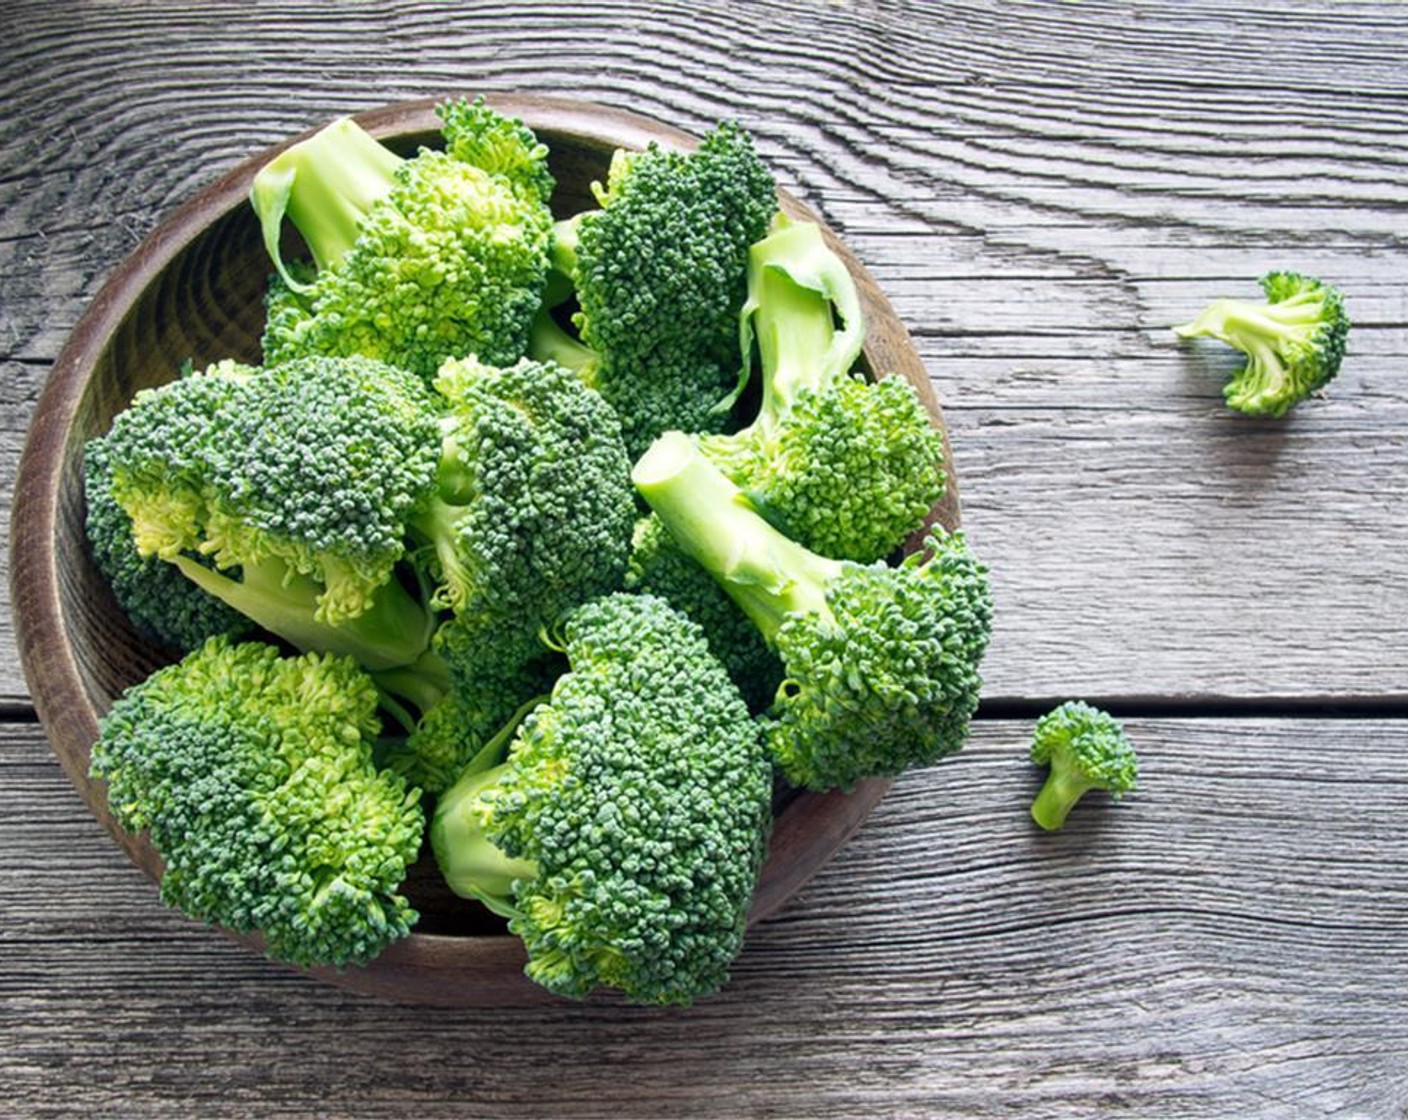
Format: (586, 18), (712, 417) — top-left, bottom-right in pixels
(4, 2), (1406, 1116)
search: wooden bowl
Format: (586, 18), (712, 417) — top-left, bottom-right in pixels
(10, 96), (961, 1005)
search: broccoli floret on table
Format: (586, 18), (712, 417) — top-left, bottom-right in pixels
(90, 637), (424, 968)
(252, 98), (554, 381)
(634, 431), (991, 791)
(1173, 270), (1350, 417)
(1028, 701), (1138, 832)
(430, 593), (772, 1006)
(531, 121), (778, 456)
(700, 216), (947, 562)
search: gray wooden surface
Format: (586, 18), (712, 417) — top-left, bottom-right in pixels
(3, 2), (1406, 1117)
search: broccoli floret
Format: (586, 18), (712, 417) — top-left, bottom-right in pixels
(429, 593), (772, 1005)
(90, 637), (425, 967)
(624, 514), (781, 712)
(251, 99), (554, 382)
(533, 121), (777, 456)
(634, 432), (991, 791)
(84, 415), (252, 652)
(102, 355), (440, 671)
(409, 355), (636, 630)
(1028, 701), (1138, 831)
(376, 618), (566, 795)
(701, 217), (946, 562)
(1173, 271), (1350, 417)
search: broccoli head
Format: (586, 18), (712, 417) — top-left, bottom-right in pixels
(1029, 701), (1138, 831)
(701, 216), (946, 563)
(90, 637), (425, 967)
(430, 593), (772, 1005)
(409, 355), (636, 630)
(84, 425), (252, 652)
(101, 355), (440, 671)
(1173, 270), (1350, 417)
(535, 121), (778, 455)
(252, 99), (554, 381)
(635, 431), (991, 791)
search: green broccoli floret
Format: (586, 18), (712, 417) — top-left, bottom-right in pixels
(700, 216), (946, 562)
(409, 355), (636, 630)
(84, 406), (252, 652)
(90, 637), (425, 967)
(531, 121), (778, 456)
(251, 98), (554, 382)
(624, 514), (781, 713)
(1173, 271), (1350, 417)
(429, 593), (772, 1005)
(102, 355), (440, 671)
(634, 431), (991, 791)
(1028, 701), (1138, 831)
(376, 617), (566, 796)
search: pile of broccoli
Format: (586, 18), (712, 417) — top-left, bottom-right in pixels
(83, 99), (990, 1003)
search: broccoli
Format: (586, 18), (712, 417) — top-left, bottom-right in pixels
(634, 432), (991, 791)
(90, 637), (425, 967)
(367, 353), (635, 791)
(376, 617), (566, 796)
(252, 98), (554, 382)
(100, 355), (441, 671)
(624, 514), (782, 713)
(429, 593), (772, 1005)
(1028, 701), (1138, 831)
(84, 423), (252, 652)
(532, 121), (778, 456)
(700, 216), (947, 562)
(1173, 270), (1350, 417)
(409, 354), (635, 627)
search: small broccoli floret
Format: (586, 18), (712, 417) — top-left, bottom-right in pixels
(252, 99), (554, 382)
(1028, 701), (1138, 831)
(700, 217), (946, 562)
(535, 121), (777, 456)
(376, 618), (565, 795)
(409, 355), (636, 631)
(430, 593), (772, 1005)
(1173, 271), (1350, 417)
(102, 355), (441, 671)
(84, 425), (252, 652)
(635, 432), (991, 791)
(624, 515), (781, 712)
(90, 637), (425, 967)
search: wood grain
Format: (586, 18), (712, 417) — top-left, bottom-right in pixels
(2, 1), (1407, 705)
(5, 717), (1407, 1118)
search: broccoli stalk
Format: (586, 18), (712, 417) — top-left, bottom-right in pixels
(697, 217), (946, 563)
(1029, 701), (1139, 831)
(171, 555), (433, 672)
(635, 431), (991, 791)
(1173, 271), (1350, 417)
(251, 116), (405, 293)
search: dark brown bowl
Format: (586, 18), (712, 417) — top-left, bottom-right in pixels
(10, 96), (960, 1005)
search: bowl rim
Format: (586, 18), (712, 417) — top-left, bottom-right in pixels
(11, 93), (958, 1005)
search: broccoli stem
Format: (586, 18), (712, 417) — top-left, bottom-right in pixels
(250, 116), (404, 292)
(1173, 294), (1324, 347)
(742, 217), (865, 434)
(171, 555), (433, 672)
(430, 697), (545, 918)
(632, 431), (839, 644)
(528, 306), (595, 373)
(1030, 767), (1095, 832)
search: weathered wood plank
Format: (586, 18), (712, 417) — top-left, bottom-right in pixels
(5, 718), (1408, 1117)
(1, 3), (1405, 702)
